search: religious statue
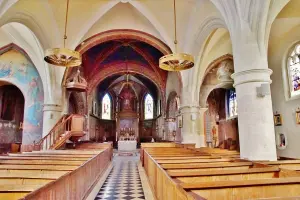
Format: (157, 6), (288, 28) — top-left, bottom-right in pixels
(212, 125), (217, 147)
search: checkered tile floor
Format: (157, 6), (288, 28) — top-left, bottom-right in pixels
(94, 155), (145, 200)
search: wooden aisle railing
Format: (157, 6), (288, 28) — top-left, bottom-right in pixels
(37, 114), (75, 150)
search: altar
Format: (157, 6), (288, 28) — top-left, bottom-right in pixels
(118, 140), (137, 151)
(116, 85), (139, 151)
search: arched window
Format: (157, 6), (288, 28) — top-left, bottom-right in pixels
(227, 89), (237, 118)
(102, 93), (111, 120)
(287, 44), (300, 97)
(144, 93), (154, 119)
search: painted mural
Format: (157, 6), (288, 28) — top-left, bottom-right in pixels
(0, 49), (44, 145)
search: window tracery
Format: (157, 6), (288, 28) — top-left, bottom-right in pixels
(287, 44), (300, 97)
(102, 93), (111, 120)
(144, 93), (154, 120)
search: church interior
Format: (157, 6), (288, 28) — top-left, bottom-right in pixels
(0, 0), (300, 199)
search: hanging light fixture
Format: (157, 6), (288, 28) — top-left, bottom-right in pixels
(44, 0), (82, 67)
(159, 0), (194, 71)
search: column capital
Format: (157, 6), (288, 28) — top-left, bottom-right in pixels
(231, 68), (273, 87)
(43, 104), (62, 112)
(179, 105), (201, 114)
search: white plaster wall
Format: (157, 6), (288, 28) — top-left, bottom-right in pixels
(82, 3), (163, 43)
(269, 25), (300, 159)
(166, 72), (180, 100)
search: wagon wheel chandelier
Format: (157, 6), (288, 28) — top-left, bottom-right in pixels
(159, 0), (194, 71)
(44, 0), (82, 67)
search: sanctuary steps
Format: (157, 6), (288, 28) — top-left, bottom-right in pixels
(141, 143), (300, 200)
(0, 143), (113, 200)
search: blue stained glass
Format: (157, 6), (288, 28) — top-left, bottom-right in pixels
(228, 89), (237, 117)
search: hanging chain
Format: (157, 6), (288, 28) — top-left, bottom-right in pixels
(63, 0), (70, 48)
(173, 0), (178, 52)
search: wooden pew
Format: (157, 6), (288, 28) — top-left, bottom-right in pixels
(181, 177), (300, 200)
(0, 170), (70, 179)
(0, 147), (112, 200)
(259, 160), (300, 171)
(161, 161), (253, 170)
(0, 159), (83, 165)
(156, 158), (233, 164)
(8, 153), (93, 158)
(142, 145), (300, 200)
(1, 155), (89, 161)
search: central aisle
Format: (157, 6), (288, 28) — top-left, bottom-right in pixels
(94, 153), (145, 200)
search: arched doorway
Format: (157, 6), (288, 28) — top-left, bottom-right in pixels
(205, 88), (239, 150)
(0, 83), (24, 153)
(165, 91), (181, 142)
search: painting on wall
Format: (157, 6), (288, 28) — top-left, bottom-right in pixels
(274, 113), (282, 126)
(0, 48), (44, 145)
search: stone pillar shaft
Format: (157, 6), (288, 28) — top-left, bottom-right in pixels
(232, 69), (277, 161)
(43, 104), (63, 137)
(180, 106), (203, 148)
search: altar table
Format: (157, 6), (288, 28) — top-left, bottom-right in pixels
(118, 140), (137, 151)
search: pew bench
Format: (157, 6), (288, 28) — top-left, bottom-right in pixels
(142, 144), (300, 200)
(259, 160), (300, 171)
(0, 147), (112, 200)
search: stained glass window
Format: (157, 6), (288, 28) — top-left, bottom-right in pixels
(102, 93), (111, 120)
(145, 93), (154, 119)
(288, 44), (300, 97)
(227, 89), (237, 118)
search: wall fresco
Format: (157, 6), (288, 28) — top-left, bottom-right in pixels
(0, 49), (44, 145)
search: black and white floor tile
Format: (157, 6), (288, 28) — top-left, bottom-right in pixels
(95, 154), (145, 200)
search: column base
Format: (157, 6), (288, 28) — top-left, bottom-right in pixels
(182, 134), (205, 148)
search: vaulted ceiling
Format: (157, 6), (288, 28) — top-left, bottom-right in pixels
(82, 39), (167, 83)
(0, 0), (297, 105)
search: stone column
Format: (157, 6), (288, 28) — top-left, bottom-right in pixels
(179, 105), (203, 148)
(42, 104), (63, 137)
(199, 107), (208, 147)
(232, 69), (277, 161)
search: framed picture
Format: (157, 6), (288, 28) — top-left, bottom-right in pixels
(296, 110), (300, 124)
(276, 132), (287, 150)
(178, 115), (183, 128)
(274, 114), (282, 126)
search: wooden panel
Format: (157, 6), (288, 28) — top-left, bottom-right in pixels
(0, 165), (77, 171)
(0, 193), (28, 200)
(156, 158), (232, 164)
(168, 167), (279, 177)
(0, 160), (82, 165)
(161, 162), (252, 169)
(180, 177), (300, 189)
(8, 154), (93, 158)
(190, 184), (300, 200)
(0, 170), (68, 179)
(177, 172), (276, 182)
(0, 156), (88, 161)
(0, 178), (54, 185)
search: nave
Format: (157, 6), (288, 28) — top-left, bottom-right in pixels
(93, 153), (146, 200)
(1, 0), (300, 199)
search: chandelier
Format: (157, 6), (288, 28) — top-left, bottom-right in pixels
(159, 0), (194, 71)
(44, 0), (82, 67)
